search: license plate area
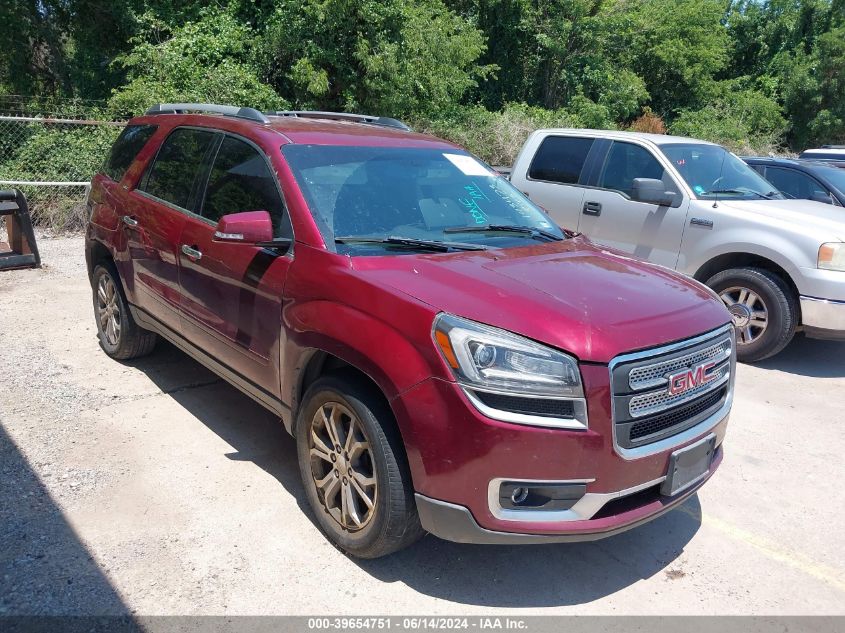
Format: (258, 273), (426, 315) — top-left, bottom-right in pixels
(660, 433), (716, 497)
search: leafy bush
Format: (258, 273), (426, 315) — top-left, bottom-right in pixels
(261, 0), (492, 117)
(669, 85), (787, 154)
(412, 102), (614, 166)
(108, 8), (286, 117)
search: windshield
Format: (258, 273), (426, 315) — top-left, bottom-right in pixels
(659, 143), (784, 201)
(282, 145), (563, 254)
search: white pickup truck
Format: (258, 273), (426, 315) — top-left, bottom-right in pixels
(511, 129), (845, 361)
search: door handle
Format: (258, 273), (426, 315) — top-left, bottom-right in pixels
(181, 244), (202, 260)
(122, 215), (139, 227)
(583, 201), (602, 216)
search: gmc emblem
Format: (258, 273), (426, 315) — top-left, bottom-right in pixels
(666, 361), (718, 396)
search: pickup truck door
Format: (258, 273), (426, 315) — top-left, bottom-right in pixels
(177, 134), (293, 410)
(577, 140), (688, 269)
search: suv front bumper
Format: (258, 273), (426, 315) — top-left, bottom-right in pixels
(801, 295), (845, 340)
(415, 446), (721, 544)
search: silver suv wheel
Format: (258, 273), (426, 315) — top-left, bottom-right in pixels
(719, 285), (769, 345)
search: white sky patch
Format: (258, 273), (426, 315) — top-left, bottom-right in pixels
(443, 153), (492, 177)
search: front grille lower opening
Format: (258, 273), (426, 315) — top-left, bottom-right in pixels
(474, 391), (576, 419)
(591, 484), (662, 520)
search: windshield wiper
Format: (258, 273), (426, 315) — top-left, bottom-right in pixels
(443, 224), (564, 241)
(705, 189), (776, 200)
(334, 236), (487, 252)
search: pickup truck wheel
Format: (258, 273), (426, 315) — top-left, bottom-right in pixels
(296, 373), (423, 558)
(92, 263), (157, 360)
(705, 267), (797, 362)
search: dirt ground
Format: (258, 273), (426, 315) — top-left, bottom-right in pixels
(1, 235), (844, 616)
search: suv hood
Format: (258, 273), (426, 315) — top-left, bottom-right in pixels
(351, 238), (730, 363)
(716, 198), (845, 240)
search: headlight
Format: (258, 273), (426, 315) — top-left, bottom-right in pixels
(433, 313), (583, 398)
(819, 243), (845, 272)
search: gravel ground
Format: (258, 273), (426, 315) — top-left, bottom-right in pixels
(1, 235), (844, 616)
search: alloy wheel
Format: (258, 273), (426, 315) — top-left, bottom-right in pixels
(308, 401), (377, 531)
(97, 273), (121, 347)
(720, 285), (769, 345)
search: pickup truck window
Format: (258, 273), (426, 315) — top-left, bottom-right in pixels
(527, 136), (594, 184)
(660, 143), (782, 201)
(598, 141), (673, 197)
(283, 145), (562, 253)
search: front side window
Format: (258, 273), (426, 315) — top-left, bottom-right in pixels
(103, 124), (157, 182)
(202, 136), (290, 238)
(597, 141), (675, 198)
(660, 143), (783, 201)
(527, 136), (594, 184)
(283, 145), (564, 255)
(142, 128), (217, 209)
(765, 167), (826, 200)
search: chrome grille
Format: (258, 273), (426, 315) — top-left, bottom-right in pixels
(628, 337), (732, 391)
(628, 364), (730, 418)
(610, 325), (735, 451)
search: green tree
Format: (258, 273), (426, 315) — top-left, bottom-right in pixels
(108, 8), (285, 116)
(261, 0), (492, 117)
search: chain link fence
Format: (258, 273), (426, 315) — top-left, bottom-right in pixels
(0, 96), (124, 231)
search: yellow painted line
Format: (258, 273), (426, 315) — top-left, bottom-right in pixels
(679, 506), (845, 594)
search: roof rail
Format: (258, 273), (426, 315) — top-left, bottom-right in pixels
(266, 110), (411, 131)
(821, 145), (845, 149)
(145, 103), (270, 124)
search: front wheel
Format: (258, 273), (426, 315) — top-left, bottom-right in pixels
(706, 267), (798, 362)
(295, 373), (423, 558)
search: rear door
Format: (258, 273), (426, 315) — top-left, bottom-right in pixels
(178, 134), (293, 400)
(578, 140), (688, 268)
(125, 127), (220, 333)
(515, 135), (596, 231)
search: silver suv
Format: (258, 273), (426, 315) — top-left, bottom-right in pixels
(512, 129), (845, 361)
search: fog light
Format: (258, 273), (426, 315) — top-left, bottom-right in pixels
(511, 487), (529, 504)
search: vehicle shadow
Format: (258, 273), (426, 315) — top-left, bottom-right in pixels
(132, 342), (703, 608)
(755, 333), (845, 378)
(0, 424), (131, 618)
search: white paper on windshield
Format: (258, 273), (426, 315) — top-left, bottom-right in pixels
(443, 153), (492, 176)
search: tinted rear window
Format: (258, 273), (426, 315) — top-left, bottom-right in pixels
(528, 136), (594, 184)
(103, 124), (157, 182)
(142, 128), (217, 209)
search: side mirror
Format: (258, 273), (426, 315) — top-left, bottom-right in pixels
(810, 191), (833, 205)
(213, 210), (273, 243)
(631, 178), (677, 207)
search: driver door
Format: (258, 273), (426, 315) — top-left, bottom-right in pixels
(578, 141), (688, 268)
(178, 134), (293, 398)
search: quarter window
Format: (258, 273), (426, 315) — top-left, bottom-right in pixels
(142, 128), (217, 209)
(528, 136), (594, 184)
(201, 136), (289, 238)
(103, 124), (157, 182)
(598, 142), (672, 198)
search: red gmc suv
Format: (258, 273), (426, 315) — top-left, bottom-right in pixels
(86, 104), (735, 558)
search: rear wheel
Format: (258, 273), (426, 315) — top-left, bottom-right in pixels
(92, 263), (157, 360)
(296, 373), (423, 558)
(706, 267), (797, 362)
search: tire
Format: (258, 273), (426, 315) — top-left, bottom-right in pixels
(705, 267), (798, 363)
(295, 372), (424, 558)
(92, 263), (157, 360)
